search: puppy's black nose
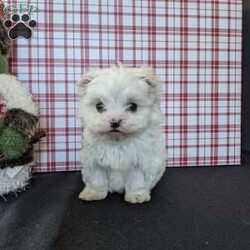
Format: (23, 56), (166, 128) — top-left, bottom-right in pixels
(110, 121), (121, 129)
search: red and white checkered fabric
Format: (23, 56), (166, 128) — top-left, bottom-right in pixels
(4, 0), (241, 171)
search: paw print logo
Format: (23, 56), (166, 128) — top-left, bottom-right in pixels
(4, 14), (37, 40)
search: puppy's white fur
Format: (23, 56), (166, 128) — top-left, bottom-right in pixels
(78, 65), (166, 204)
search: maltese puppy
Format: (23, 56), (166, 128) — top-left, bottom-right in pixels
(77, 65), (166, 204)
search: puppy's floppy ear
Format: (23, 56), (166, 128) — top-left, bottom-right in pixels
(134, 67), (162, 102)
(135, 67), (160, 87)
(140, 76), (156, 87)
(77, 70), (100, 96)
(77, 71), (96, 86)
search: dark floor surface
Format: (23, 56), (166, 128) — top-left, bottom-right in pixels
(1, 160), (250, 250)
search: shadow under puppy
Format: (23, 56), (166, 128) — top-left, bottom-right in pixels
(77, 65), (166, 204)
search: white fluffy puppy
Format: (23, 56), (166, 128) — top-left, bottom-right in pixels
(77, 65), (166, 204)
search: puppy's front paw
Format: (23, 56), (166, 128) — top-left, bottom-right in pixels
(124, 191), (151, 204)
(79, 187), (107, 201)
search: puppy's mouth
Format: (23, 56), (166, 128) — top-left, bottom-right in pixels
(108, 129), (122, 134)
(101, 129), (128, 140)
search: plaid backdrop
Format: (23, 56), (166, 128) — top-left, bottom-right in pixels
(2, 0), (242, 171)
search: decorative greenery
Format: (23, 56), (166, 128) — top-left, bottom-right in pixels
(0, 120), (29, 160)
(0, 109), (45, 167)
(0, 53), (8, 74)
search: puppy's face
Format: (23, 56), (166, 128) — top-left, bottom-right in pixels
(78, 66), (161, 140)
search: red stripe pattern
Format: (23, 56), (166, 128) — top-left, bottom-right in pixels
(5, 0), (241, 171)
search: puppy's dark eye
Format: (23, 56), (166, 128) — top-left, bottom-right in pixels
(127, 102), (137, 112)
(96, 102), (106, 113)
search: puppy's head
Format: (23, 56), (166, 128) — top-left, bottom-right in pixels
(77, 65), (162, 140)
